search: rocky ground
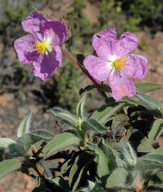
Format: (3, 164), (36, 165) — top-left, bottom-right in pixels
(0, 1), (163, 191)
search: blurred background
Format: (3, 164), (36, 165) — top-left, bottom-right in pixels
(0, 0), (163, 191)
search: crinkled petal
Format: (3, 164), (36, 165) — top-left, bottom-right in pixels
(22, 12), (48, 39)
(44, 21), (67, 45)
(109, 72), (136, 100)
(92, 28), (117, 60)
(14, 35), (38, 64)
(32, 45), (62, 81)
(124, 54), (147, 79)
(83, 55), (111, 82)
(114, 32), (138, 57)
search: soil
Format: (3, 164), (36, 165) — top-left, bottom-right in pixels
(0, 1), (163, 191)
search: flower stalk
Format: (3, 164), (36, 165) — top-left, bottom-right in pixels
(62, 46), (108, 101)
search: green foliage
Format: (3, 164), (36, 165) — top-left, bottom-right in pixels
(148, 119), (163, 144)
(0, 159), (21, 179)
(0, 82), (163, 191)
(42, 132), (81, 156)
(17, 112), (32, 138)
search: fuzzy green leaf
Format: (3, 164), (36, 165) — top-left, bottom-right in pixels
(31, 130), (54, 140)
(91, 103), (125, 125)
(137, 137), (154, 153)
(17, 112), (32, 138)
(42, 132), (81, 155)
(120, 97), (138, 106)
(48, 107), (79, 128)
(91, 105), (113, 120)
(148, 119), (163, 144)
(0, 159), (21, 179)
(0, 138), (20, 155)
(111, 114), (129, 136)
(122, 143), (137, 168)
(106, 168), (131, 188)
(136, 92), (163, 115)
(136, 148), (163, 170)
(136, 83), (163, 93)
(0, 138), (16, 148)
(76, 95), (86, 120)
(96, 141), (117, 180)
(16, 133), (40, 155)
(81, 119), (108, 134)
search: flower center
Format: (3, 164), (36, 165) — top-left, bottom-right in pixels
(113, 56), (127, 70)
(34, 41), (49, 54)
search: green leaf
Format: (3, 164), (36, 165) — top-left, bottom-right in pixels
(76, 95), (86, 120)
(48, 107), (79, 128)
(148, 119), (163, 144)
(95, 141), (117, 180)
(111, 114), (129, 136)
(136, 92), (163, 115)
(91, 105), (113, 120)
(136, 83), (163, 93)
(0, 138), (16, 148)
(136, 148), (163, 170)
(106, 168), (131, 188)
(17, 112), (32, 138)
(31, 130), (54, 140)
(150, 147), (163, 155)
(42, 132), (81, 155)
(137, 137), (154, 153)
(16, 133), (40, 155)
(91, 103), (125, 125)
(69, 151), (93, 192)
(0, 159), (21, 179)
(0, 138), (20, 156)
(120, 97), (138, 106)
(81, 119), (108, 134)
(48, 177), (69, 192)
(122, 143), (137, 168)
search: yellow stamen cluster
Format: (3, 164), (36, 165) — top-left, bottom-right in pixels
(34, 41), (49, 54)
(113, 56), (127, 70)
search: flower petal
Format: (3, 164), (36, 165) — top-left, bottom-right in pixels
(14, 35), (38, 64)
(109, 72), (136, 100)
(92, 28), (117, 60)
(114, 32), (138, 57)
(44, 21), (67, 45)
(83, 55), (111, 82)
(32, 45), (62, 81)
(124, 54), (148, 79)
(22, 12), (47, 39)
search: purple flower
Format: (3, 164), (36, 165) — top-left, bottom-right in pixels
(14, 12), (67, 80)
(83, 28), (148, 100)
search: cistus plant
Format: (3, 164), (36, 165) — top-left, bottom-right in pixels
(0, 11), (163, 192)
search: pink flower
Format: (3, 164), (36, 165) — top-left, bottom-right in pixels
(83, 28), (148, 100)
(14, 12), (67, 80)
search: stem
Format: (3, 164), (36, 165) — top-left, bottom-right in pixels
(62, 46), (108, 101)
